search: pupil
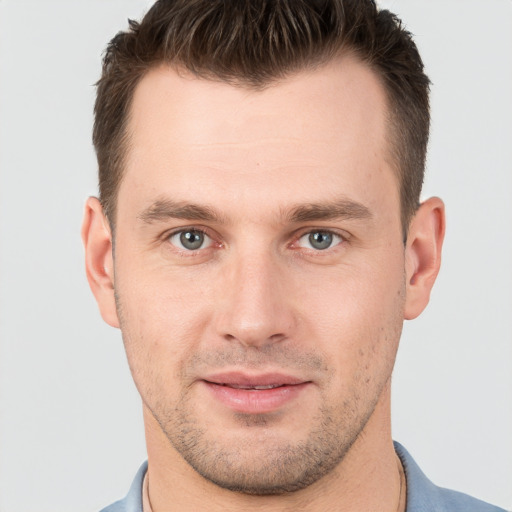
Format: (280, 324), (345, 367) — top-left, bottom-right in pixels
(309, 232), (332, 250)
(180, 230), (204, 250)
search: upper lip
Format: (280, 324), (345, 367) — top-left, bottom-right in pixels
(202, 371), (308, 388)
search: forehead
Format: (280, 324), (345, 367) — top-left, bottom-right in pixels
(120, 55), (398, 221)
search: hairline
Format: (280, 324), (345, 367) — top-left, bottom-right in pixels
(104, 52), (411, 240)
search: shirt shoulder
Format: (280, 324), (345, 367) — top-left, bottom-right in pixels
(394, 442), (507, 512)
(101, 449), (507, 512)
(99, 461), (147, 512)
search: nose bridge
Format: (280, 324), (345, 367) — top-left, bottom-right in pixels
(216, 245), (293, 347)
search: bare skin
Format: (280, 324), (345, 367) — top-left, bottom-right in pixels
(83, 55), (444, 511)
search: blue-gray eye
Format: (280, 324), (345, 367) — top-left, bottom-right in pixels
(169, 230), (212, 250)
(298, 231), (342, 250)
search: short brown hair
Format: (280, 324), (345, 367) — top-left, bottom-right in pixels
(93, 0), (430, 233)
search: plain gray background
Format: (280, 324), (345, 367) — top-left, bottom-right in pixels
(0, 1), (511, 511)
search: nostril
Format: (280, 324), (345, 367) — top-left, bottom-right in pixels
(222, 331), (287, 348)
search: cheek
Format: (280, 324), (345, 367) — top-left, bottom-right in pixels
(114, 265), (213, 391)
(117, 252), (211, 330)
(298, 260), (406, 372)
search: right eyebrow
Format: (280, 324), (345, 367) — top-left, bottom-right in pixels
(137, 199), (221, 223)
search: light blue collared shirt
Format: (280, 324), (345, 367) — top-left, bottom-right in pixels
(100, 442), (507, 512)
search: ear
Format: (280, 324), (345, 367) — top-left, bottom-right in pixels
(81, 197), (120, 328)
(404, 197), (446, 320)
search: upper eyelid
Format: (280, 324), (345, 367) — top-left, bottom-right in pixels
(297, 230), (343, 242)
(163, 225), (214, 240)
(163, 230), (216, 258)
(292, 226), (350, 241)
(160, 226), (349, 249)
(164, 226), (216, 250)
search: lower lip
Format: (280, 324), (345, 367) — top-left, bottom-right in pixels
(203, 381), (309, 414)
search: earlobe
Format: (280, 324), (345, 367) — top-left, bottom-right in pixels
(81, 197), (120, 328)
(404, 197), (445, 320)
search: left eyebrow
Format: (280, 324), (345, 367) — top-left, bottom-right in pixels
(286, 199), (373, 223)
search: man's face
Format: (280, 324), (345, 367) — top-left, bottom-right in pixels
(109, 57), (409, 493)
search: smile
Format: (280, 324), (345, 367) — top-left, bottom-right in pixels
(201, 372), (311, 414)
(217, 383), (284, 390)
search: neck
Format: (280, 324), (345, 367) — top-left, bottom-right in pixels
(143, 383), (402, 512)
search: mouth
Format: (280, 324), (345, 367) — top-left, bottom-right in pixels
(201, 372), (311, 414)
(216, 383), (285, 390)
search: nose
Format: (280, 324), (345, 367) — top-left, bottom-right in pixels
(214, 250), (296, 348)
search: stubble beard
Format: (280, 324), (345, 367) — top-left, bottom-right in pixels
(146, 376), (383, 496)
(115, 283), (404, 497)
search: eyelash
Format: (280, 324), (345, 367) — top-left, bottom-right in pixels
(165, 227), (218, 256)
(290, 229), (347, 253)
(163, 227), (348, 255)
